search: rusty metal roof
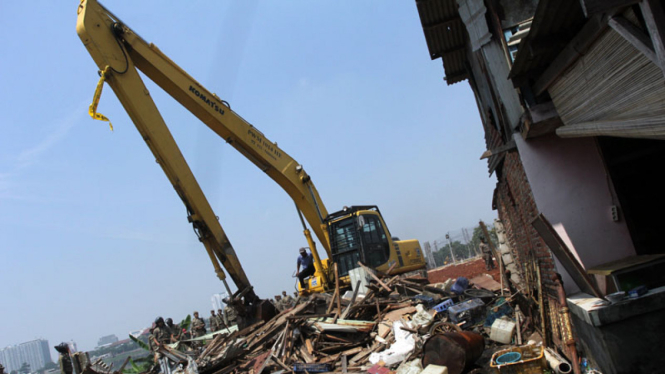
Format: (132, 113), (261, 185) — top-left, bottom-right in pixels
(416, 0), (468, 85)
(509, 0), (586, 83)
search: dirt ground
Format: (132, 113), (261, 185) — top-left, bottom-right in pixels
(427, 256), (502, 284)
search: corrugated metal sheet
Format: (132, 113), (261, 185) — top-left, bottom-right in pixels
(509, 0), (586, 81)
(416, 0), (469, 84)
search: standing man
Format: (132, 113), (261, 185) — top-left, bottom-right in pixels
(223, 298), (239, 327)
(152, 317), (172, 373)
(191, 311), (207, 337)
(166, 318), (181, 342)
(152, 317), (172, 348)
(209, 310), (220, 332)
(281, 291), (295, 308)
(273, 295), (283, 311)
(479, 236), (495, 270)
(296, 247), (315, 289)
(54, 343), (73, 374)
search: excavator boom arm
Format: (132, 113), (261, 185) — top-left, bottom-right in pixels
(77, 0), (331, 259)
(76, 0), (331, 295)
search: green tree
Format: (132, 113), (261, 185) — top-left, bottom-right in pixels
(37, 361), (57, 374)
(41, 362), (58, 371)
(122, 357), (153, 374)
(470, 224), (498, 253)
(433, 240), (474, 264)
(19, 362), (30, 374)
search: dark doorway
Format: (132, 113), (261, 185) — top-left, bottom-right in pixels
(598, 137), (665, 255)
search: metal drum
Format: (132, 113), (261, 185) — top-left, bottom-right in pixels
(422, 332), (485, 374)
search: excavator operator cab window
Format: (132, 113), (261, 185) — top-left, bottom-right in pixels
(330, 214), (390, 276)
(330, 217), (361, 276)
(359, 214), (390, 268)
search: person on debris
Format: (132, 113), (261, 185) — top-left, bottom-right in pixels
(223, 297), (239, 327)
(296, 247), (315, 289)
(147, 326), (155, 353)
(166, 318), (181, 342)
(273, 295), (283, 311)
(209, 310), (220, 332)
(54, 343), (73, 374)
(151, 317), (172, 361)
(281, 290), (295, 308)
(479, 235), (495, 270)
(216, 309), (227, 331)
(191, 311), (207, 337)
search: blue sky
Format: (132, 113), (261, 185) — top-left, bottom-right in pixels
(0, 1), (496, 355)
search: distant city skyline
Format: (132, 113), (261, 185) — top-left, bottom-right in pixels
(0, 339), (52, 373)
(96, 335), (118, 349)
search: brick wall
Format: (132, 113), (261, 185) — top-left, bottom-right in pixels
(495, 151), (558, 295)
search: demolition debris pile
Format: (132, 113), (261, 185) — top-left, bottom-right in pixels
(89, 270), (570, 374)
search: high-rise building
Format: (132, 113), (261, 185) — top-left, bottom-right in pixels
(0, 339), (52, 372)
(96, 335), (118, 348)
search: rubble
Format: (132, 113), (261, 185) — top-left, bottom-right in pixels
(86, 268), (573, 374)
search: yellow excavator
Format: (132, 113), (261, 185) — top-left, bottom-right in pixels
(76, 0), (426, 301)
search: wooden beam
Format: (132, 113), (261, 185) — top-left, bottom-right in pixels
(531, 213), (603, 298)
(356, 262), (391, 292)
(609, 16), (657, 64)
(480, 139), (516, 159)
(424, 16), (461, 30)
(333, 263), (341, 323)
(641, 0), (665, 76)
(534, 15), (609, 95)
(580, 0), (640, 17)
(521, 101), (564, 139)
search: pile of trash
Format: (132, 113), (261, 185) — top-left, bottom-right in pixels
(90, 270), (576, 374)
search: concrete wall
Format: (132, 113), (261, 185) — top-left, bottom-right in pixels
(571, 305), (665, 374)
(516, 134), (636, 289)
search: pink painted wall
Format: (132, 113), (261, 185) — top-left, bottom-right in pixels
(515, 134), (636, 293)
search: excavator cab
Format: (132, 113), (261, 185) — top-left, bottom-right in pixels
(327, 206), (391, 277)
(326, 206), (426, 281)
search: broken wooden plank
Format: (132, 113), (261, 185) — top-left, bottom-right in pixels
(469, 274), (502, 292)
(531, 213), (603, 298)
(386, 262), (397, 276)
(580, 0), (639, 17)
(333, 263), (342, 323)
(609, 16), (657, 64)
(326, 287), (338, 315)
(356, 262), (391, 292)
(641, 0), (665, 77)
(340, 280), (361, 320)
(305, 338), (314, 355)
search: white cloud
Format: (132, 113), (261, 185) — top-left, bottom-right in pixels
(15, 104), (84, 169)
(0, 101), (87, 201)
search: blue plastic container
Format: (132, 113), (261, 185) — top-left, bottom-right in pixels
(448, 298), (485, 323)
(432, 298), (454, 313)
(293, 363), (333, 373)
(496, 351), (521, 364)
(413, 295), (436, 308)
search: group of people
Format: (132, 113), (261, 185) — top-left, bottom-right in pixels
(271, 290), (297, 311)
(148, 299), (240, 360)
